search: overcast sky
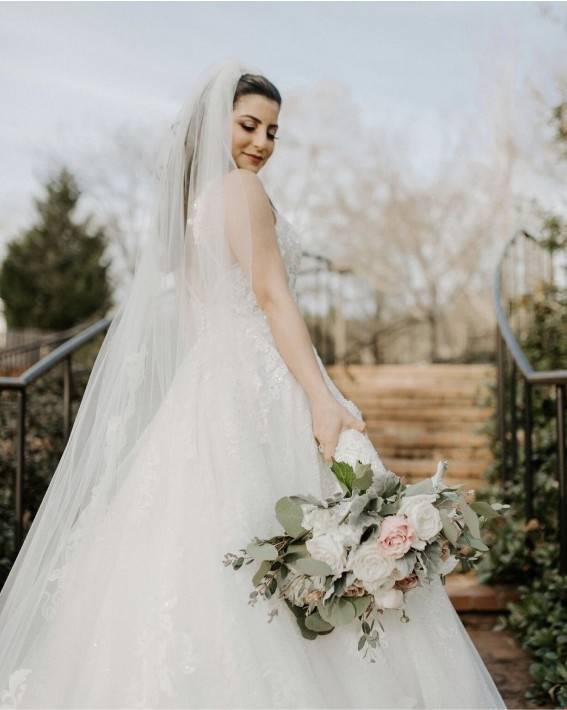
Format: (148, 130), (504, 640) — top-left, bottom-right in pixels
(1, 0), (566, 245)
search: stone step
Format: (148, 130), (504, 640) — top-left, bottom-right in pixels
(327, 364), (495, 491)
(333, 374), (493, 387)
(367, 420), (488, 434)
(328, 364), (495, 376)
(381, 456), (489, 480)
(361, 406), (493, 422)
(350, 393), (490, 407)
(376, 446), (493, 462)
(369, 430), (489, 449)
(446, 572), (519, 612)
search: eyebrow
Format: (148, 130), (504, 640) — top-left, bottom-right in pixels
(239, 113), (278, 129)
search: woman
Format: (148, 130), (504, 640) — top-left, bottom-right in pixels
(0, 58), (506, 709)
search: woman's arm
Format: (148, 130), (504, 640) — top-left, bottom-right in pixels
(224, 169), (365, 462)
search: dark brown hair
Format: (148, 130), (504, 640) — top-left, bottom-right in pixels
(233, 73), (281, 108)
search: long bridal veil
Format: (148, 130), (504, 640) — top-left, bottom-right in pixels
(0, 57), (263, 686)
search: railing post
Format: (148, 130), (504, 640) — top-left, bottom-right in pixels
(557, 384), (566, 575)
(63, 354), (73, 442)
(524, 379), (533, 519)
(15, 388), (26, 551)
(510, 360), (518, 480)
(496, 328), (508, 483)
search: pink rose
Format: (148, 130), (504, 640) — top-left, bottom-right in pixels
(377, 515), (417, 559)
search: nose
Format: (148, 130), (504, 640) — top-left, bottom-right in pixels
(253, 131), (269, 152)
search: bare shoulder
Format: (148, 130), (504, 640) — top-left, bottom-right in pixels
(223, 168), (273, 222)
(224, 167), (265, 195)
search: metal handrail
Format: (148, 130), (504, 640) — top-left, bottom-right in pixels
(493, 229), (566, 574)
(0, 318), (111, 390)
(1, 317), (112, 551)
(493, 230), (567, 386)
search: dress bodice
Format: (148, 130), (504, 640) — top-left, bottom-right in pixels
(272, 209), (303, 295)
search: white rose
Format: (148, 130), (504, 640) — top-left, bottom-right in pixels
(301, 500), (351, 536)
(336, 521), (365, 548)
(373, 587), (404, 609)
(348, 539), (395, 587)
(306, 533), (347, 577)
(398, 494), (442, 541)
(391, 554), (415, 581)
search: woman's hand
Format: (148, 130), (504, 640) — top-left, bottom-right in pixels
(310, 393), (366, 464)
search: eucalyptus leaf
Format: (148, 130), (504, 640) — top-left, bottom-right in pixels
(284, 553), (303, 564)
(470, 501), (501, 519)
(461, 531), (489, 552)
(285, 543), (307, 556)
(252, 559), (272, 587)
(298, 621), (318, 640)
(275, 497), (309, 538)
(329, 598), (357, 626)
(292, 557), (333, 576)
(350, 594), (372, 617)
(305, 611), (334, 633)
(457, 498), (481, 539)
(439, 508), (461, 545)
(404, 478), (435, 496)
(246, 542), (279, 561)
(317, 599), (335, 623)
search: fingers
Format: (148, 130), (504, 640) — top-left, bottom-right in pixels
(345, 415), (366, 433)
(316, 436), (336, 465)
(325, 436), (338, 464)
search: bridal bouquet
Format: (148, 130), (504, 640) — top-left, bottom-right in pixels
(223, 429), (507, 660)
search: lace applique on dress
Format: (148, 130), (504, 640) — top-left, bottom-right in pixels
(273, 212), (303, 296)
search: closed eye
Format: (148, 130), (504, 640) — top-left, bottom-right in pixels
(242, 125), (279, 141)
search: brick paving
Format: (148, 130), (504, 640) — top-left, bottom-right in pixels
(460, 613), (553, 710)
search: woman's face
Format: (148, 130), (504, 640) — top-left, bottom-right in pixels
(231, 94), (280, 173)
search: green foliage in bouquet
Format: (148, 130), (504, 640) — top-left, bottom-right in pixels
(224, 455), (504, 660)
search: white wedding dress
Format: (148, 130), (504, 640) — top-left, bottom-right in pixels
(1, 210), (506, 710)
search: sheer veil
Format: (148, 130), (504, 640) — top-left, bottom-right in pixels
(0, 57), (263, 684)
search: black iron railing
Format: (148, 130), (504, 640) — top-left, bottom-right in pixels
(493, 230), (567, 573)
(0, 318), (111, 550)
(0, 322), (94, 376)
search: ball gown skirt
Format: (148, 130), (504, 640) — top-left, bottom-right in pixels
(0, 213), (506, 709)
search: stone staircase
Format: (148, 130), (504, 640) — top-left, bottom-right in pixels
(326, 363), (509, 615)
(326, 363), (496, 491)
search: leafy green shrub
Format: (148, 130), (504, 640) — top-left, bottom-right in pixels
(476, 220), (566, 707)
(501, 569), (567, 708)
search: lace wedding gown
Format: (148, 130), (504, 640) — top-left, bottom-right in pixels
(1, 210), (506, 710)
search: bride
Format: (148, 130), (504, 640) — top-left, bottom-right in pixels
(0, 58), (506, 709)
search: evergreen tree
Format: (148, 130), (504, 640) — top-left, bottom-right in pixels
(0, 167), (113, 330)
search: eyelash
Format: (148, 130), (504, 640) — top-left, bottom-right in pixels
(242, 125), (279, 141)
